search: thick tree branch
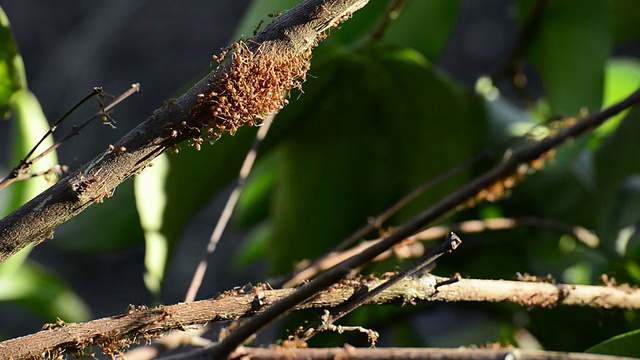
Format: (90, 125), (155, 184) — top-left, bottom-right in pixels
(0, 0), (370, 264)
(225, 347), (636, 360)
(1, 275), (638, 359)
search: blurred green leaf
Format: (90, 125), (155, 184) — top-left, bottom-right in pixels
(0, 261), (90, 323)
(594, 58), (640, 140)
(0, 6), (27, 120)
(586, 329), (640, 357)
(6, 90), (57, 212)
(0, 90), (56, 275)
(235, 152), (278, 228)
(135, 153), (170, 297)
(265, 45), (482, 274)
(383, 0), (460, 61)
(609, 0), (640, 44)
(234, 221), (271, 269)
(54, 180), (144, 252)
(521, 0), (611, 115)
(595, 108), (640, 247)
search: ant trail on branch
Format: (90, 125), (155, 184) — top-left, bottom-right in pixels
(184, 111), (277, 304)
(297, 233), (462, 342)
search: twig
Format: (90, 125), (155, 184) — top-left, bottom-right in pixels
(493, 0), (548, 84)
(0, 0), (372, 264)
(0, 85), (138, 193)
(0, 88), (101, 192)
(208, 88), (640, 358)
(126, 113), (278, 360)
(1, 274), (638, 359)
(413, 217), (599, 248)
(300, 233), (462, 342)
(226, 347), (638, 360)
(283, 216), (599, 289)
(369, 0), (410, 41)
(185, 112), (276, 303)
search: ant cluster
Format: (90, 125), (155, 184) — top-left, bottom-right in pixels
(194, 38), (317, 147)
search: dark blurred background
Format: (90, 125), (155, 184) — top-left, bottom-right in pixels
(0, 0), (523, 339)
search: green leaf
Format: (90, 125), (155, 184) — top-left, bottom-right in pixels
(234, 221), (271, 269)
(0, 6), (27, 119)
(594, 108), (640, 246)
(594, 58), (640, 139)
(0, 90), (56, 275)
(609, 0), (640, 44)
(235, 152), (278, 228)
(0, 261), (90, 323)
(6, 90), (57, 213)
(586, 329), (640, 357)
(135, 153), (171, 297)
(265, 45), (482, 274)
(54, 180), (144, 252)
(521, 0), (611, 115)
(383, 0), (460, 61)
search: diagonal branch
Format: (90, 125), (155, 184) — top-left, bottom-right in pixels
(0, 0), (371, 264)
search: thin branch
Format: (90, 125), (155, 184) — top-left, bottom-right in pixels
(300, 233), (462, 342)
(208, 88), (640, 358)
(493, 0), (549, 84)
(284, 217), (599, 289)
(0, 85), (138, 193)
(28, 83), (140, 167)
(1, 274), (638, 359)
(369, 0), (410, 41)
(185, 112), (276, 303)
(22, 87), (102, 165)
(225, 347), (637, 360)
(126, 113), (278, 360)
(0, 0), (372, 264)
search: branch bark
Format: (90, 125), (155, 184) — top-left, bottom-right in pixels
(0, 0), (371, 264)
(2, 275), (638, 359)
(225, 347), (635, 360)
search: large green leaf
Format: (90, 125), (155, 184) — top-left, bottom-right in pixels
(609, 0), (640, 44)
(53, 180), (144, 252)
(521, 0), (611, 115)
(0, 6), (27, 119)
(594, 108), (640, 250)
(383, 0), (460, 61)
(265, 45), (482, 274)
(0, 261), (90, 323)
(586, 329), (640, 357)
(594, 58), (640, 139)
(135, 153), (170, 297)
(0, 90), (57, 274)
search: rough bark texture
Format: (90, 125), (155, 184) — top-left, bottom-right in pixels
(1, 275), (638, 359)
(0, 0), (370, 264)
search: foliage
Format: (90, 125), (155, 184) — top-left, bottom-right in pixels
(1, 0), (640, 356)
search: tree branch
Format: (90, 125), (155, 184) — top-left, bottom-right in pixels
(225, 347), (636, 360)
(0, 0), (371, 264)
(2, 275), (638, 359)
